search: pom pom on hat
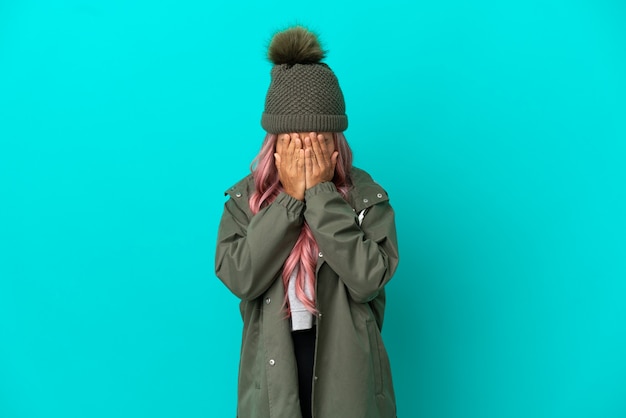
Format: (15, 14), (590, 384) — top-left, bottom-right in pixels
(261, 25), (347, 133)
(268, 26), (326, 65)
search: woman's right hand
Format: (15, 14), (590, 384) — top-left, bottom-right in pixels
(274, 134), (305, 201)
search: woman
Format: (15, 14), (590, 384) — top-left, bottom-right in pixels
(215, 26), (400, 418)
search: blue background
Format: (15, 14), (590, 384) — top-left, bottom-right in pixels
(1, 0), (625, 417)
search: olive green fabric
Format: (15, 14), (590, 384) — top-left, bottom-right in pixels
(215, 167), (399, 418)
(261, 62), (348, 133)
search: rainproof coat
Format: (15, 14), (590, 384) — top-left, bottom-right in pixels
(215, 167), (399, 418)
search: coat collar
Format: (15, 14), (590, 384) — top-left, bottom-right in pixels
(346, 167), (389, 212)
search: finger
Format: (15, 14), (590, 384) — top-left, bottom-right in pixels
(274, 153), (283, 178)
(303, 135), (314, 172)
(303, 135), (319, 172)
(308, 132), (318, 153)
(310, 134), (325, 168)
(293, 137), (303, 168)
(287, 134), (296, 152)
(304, 147), (312, 177)
(317, 134), (332, 166)
(330, 151), (338, 169)
(297, 148), (305, 172)
(310, 147), (318, 168)
(303, 135), (312, 150)
(286, 134), (296, 166)
(278, 134), (290, 157)
(290, 133), (300, 150)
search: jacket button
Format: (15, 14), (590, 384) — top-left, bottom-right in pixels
(269, 359), (275, 366)
(363, 198), (369, 203)
(265, 297), (271, 305)
(377, 193), (383, 198)
(314, 376), (318, 380)
(318, 252), (323, 258)
(235, 192), (242, 198)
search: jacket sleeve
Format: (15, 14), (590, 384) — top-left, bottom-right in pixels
(303, 181), (399, 303)
(215, 191), (305, 301)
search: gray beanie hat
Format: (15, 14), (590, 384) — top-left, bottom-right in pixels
(261, 26), (348, 134)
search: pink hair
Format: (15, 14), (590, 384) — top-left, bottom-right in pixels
(249, 132), (353, 314)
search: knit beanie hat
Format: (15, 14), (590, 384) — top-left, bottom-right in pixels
(261, 26), (348, 134)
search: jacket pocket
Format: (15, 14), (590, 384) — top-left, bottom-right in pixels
(366, 319), (384, 395)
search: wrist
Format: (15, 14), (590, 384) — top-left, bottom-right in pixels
(305, 177), (332, 191)
(304, 181), (337, 199)
(285, 189), (304, 201)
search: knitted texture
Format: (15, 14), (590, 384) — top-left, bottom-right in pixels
(261, 28), (347, 133)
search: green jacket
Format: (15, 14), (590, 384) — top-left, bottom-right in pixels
(215, 167), (400, 418)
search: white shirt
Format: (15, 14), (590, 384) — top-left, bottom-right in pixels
(287, 266), (314, 331)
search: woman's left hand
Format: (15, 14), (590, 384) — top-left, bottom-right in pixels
(304, 132), (338, 190)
